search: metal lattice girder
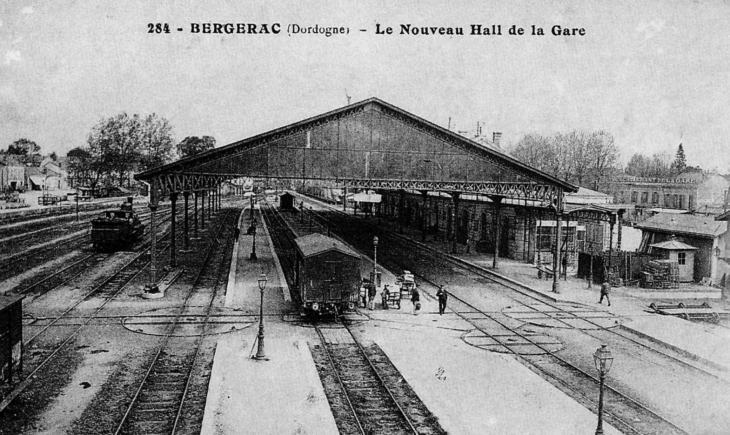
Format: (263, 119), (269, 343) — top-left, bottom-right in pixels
(340, 178), (562, 202)
(136, 98), (577, 202)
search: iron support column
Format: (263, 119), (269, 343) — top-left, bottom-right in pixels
(170, 193), (178, 268)
(617, 211), (623, 250)
(608, 215), (615, 282)
(552, 211), (562, 293)
(148, 202), (158, 288)
(399, 190), (405, 234)
(193, 192), (199, 238)
(183, 192), (190, 251)
(201, 191), (206, 230)
(552, 190), (564, 294)
(451, 192), (460, 254)
(491, 196), (503, 269)
(420, 190), (428, 242)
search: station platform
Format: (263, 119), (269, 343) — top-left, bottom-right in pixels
(201, 205), (623, 434)
(303, 194), (730, 384)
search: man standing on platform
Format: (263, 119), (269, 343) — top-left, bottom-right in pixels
(437, 285), (448, 315)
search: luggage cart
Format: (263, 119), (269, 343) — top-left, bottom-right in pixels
(649, 302), (730, 323)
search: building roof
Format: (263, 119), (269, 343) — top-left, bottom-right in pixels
(636, 213), (727, 238)
(294, 233), (360, 259)
(650, 239), (698, 250)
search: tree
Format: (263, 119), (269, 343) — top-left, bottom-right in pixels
(509, 130), (619, 191)
(177, 135), (216, 158)
(138, 113), (176, 171)
(7, 138), (40, 156)
(87, 112), (175, 186)
(670, 143), (687, 175)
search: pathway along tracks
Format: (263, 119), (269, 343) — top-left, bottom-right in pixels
(293, 193), (690, 435)
(261, 201), (445, 435)
(0, 207), (188, 416)
(113, 209), (235, 435)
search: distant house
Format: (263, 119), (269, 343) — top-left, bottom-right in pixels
(0, 155), (26, 191)
(39, 157), (68, 191)
(637, 213), (728, 283)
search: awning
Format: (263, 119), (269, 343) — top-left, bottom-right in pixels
(28, 176), (45, 186)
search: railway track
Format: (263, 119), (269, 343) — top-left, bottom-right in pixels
(260, 201), (444, 434)
(0, 206), (200, 418)
(0, 207), (175, 282)
(290, 192), (693, 435)
(312, 323), (445, 435)
(113, 209), (235, 435)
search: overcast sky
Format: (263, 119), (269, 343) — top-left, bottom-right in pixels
(1, 0), (729, 171)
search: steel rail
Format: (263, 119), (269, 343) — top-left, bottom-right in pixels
(113, 209), (234, 435)
(293, 192), (690, 435)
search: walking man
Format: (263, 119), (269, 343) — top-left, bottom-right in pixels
(411, 286), (421, 315)
(234, 226), (240, 241)
(599, 281), (611, 306)
(437, 285), (448, 315)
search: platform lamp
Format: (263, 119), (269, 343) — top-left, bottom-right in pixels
(593, 344), (614, 435)
(373, 236), (379, 288)
(249, 219), (258, 261)
(253, 273), (269, 361)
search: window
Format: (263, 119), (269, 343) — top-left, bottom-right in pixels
(688, 195), (694, 210)
(537, 226), (553, 251)
(631, 191), (638, 203)
(679, 195), (684, 209)
(652, 192), (659, 204)
(641, 192), (648, 204)
(665, 194), (671, 207)
(677, 252), (686, 265)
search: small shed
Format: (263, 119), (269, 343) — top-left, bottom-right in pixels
(650, 237), (698, 282)
(280, 192), (294, 211)
(0, 294), (24, 384)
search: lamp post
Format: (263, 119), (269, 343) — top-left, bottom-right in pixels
(593, 344), (614, 435)
(373, 236), (379, 288)
(250, 194), (255, 221)
(249, 220), (258, 261)
(254, 273), (268, 360)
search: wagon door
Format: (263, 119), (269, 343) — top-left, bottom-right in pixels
(324, 260), (342, 302)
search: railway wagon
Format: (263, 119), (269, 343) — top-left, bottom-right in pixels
(0, 294), (24, 385)
(90, 197), (144, 250)
(294, 233), (361, 316)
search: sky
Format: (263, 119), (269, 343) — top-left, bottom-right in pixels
(1, 0), (729, 171)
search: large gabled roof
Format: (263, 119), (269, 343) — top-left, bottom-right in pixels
(135, 97), (577, 193)
(636, 213), (727, 238)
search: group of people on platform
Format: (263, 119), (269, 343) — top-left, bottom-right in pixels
(363, 283), (449, 316)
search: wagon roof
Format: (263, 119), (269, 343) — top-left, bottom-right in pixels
(0, 294), (24, 312)
(295, 233), (360, 259)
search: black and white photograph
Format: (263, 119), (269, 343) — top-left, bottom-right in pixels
(1, 1), (730, 434)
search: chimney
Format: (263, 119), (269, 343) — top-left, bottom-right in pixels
(492, 132), (502, 148)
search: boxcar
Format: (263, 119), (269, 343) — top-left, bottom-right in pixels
(0, 294), (24, 385)
(294, 233), (361, 316)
